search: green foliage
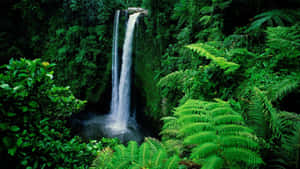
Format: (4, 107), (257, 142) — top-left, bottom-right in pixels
(3, 1), (300, 169)
(91, 138), (182, 169)
(265, 25), (300, 67)
(248, 9), (300, 32)
(243, 86), (300, 168)
(0, 58), (101, 168)
(158, 42), (241, 112)
(186, 43), (240, 74)
(161, 99), (263, 169)
(44, 24), (111, 101)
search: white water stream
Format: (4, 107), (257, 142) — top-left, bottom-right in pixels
(108, 12), (141, 132)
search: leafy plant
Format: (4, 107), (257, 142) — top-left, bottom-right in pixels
(186, 43), (240, 74)
(0, 58), (101, 168)
(265, 25), (300, 67)
(91, 138), (182, 169)
(247, 9), (300, 32)
(161, 99), (263, 169)
(243, 86), (300, 169)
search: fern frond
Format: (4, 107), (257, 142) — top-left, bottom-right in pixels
(176, 99), (209, 110)
(138, 142), (151, 167)
(164, 155), (180, 169)
(128, 164), (141, 169)
(184, 131), (217, 145)
(267, 76), (299, 102)
(145, 137), (164, 151)
(114, 161), (130, 169)
(248, 87), (280, 138)
(266, 25), (300, 59)
(158, 70), (196, 91)
(94, 138), (179, 169)
(163, 139), (184, 155)
(127, 141), (138, 163)
(214, 114), (244, 125)
(248, 9), (300, 31)
(161, 116), (178, 130)
(220, 136), (259, 149)
(209, 107), (233, 117)
(186, 43), (240, 74)
(161, 99), (262, 169)
(180, 123), (213, 136)
(160, 128), (180, 137)
(152, 149), (168, 168)
(205, 102), (229, 110)
(175, 108), (206, 116)
(177, 114), (209, 124)
(113, 144), (127, 160)
(191, 143), (219, 159)
(216, 124), (253, 135)
(222, 147), (263, 166)
(201, 155), (223, 169)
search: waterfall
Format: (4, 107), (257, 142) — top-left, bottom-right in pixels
(109, 12), (141, 132)
(110, 10), (120, 118)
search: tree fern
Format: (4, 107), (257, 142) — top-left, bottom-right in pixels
(186, 43), (240, 74)
(161, 99), (263, 169)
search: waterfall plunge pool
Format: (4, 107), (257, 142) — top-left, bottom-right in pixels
(71, 112), (153, 143)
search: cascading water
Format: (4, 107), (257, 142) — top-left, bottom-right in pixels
(73, 10), (147, 143)
(110, 10), (120, 119)
(108, 12), (142, 132)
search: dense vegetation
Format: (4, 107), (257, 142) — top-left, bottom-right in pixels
(1, 0), (299, 169)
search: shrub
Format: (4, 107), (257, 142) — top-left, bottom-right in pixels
(0, 58), (101, 169)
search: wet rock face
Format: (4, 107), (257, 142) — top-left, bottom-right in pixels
(127, 7), (148, 15)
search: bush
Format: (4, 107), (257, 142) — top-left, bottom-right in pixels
(0, 58), (101, 169)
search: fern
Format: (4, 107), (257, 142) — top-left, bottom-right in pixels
(138, 142), (151, 166)
(267, 76), (299, 102)
(222, 147), (263, 165)
(93, 138), (181, 169)
(213, 114), (244, 125)
(244, 86), (300, 169)
(152, 149), (168, 168)
(247, 9), (300, 31)
(177, 114), (209, 124)
(266, 25), (300, 59)
(127, 141), (138, 163)
(157, 70), (188, 89)
(191, 143), (219, 159)
(161, 99), (263, 169)
(180, 123), (213, 136)
(247, 87), (280, 138)
(186, 43), (240, 74)
(201, 156), (223, 169)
